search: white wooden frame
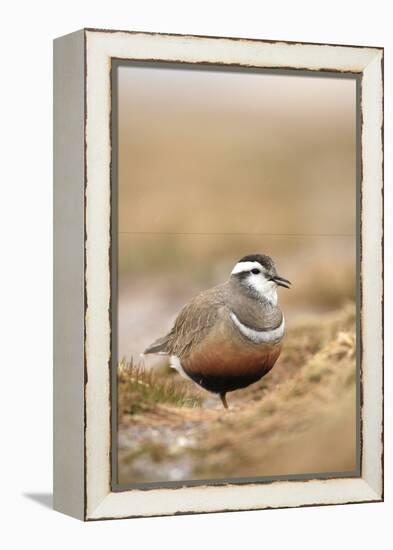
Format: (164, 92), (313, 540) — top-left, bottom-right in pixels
(53, 28), (383, 521)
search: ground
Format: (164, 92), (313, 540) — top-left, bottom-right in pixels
(117, 302), (357, 484)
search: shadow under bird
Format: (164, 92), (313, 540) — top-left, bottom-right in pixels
(143, 254), (291, 408)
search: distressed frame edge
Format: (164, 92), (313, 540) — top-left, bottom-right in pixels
(81, 29), (383, 521)
(86, 479), (381, 521)
(83, 26), (384, 52)
(359, 49), (384, 500)
(53, 29), (86, 520)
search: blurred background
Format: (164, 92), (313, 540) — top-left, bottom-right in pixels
(117, 64), (356, 360)
(116, 63), (358, 484)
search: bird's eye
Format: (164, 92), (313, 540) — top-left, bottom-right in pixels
(251, 268), (260, 275)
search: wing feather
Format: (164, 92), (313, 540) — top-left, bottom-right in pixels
(144, 285), (226, 357)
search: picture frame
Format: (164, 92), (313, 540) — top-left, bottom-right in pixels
(53, 28), (383, 521)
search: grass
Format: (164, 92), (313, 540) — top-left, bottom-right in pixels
(117, 303), (357, 483)
(118, 358), (202, 416)
(191, 305), (357, 478)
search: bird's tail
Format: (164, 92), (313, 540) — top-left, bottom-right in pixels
(143, 336), (169, 355)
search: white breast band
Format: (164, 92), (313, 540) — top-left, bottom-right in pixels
(229, 311), (285, 344)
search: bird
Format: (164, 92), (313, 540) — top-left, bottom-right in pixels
(143, 254), (291, 409)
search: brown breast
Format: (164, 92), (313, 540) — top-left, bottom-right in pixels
(181, 315), (282, 380)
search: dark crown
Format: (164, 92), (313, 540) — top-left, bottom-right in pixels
(238, 254), (275, 271)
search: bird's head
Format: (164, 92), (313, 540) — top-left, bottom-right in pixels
(230, 254), (291, 304)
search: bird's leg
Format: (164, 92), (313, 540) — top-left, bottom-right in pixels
(220, 392), (229, 409)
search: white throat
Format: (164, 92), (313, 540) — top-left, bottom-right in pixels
(243, 273), (278, 305)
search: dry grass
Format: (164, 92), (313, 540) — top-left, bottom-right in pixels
(118, 359), (202, 416)
(117, 303), (357, 484)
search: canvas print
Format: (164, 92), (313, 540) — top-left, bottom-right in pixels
(114, 63), (358, 486)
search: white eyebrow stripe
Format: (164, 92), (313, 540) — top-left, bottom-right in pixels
(231, 261), (264, 275)
(230, 312), (285, 344)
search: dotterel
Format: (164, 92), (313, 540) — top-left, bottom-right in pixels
(143, 254), (291, 408)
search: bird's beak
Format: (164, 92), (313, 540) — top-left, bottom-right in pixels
(272, 275), (291, 289)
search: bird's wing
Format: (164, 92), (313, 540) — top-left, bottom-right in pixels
(144, 286), (226, 357)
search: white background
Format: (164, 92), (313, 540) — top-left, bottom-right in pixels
(1, 1), (391, 548)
